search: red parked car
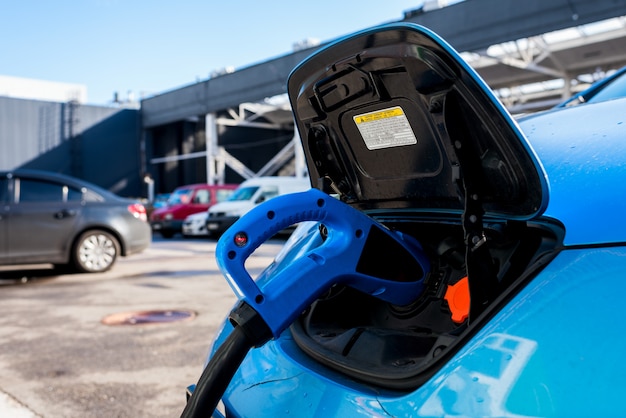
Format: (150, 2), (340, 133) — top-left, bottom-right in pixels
(150, 183), (237, 238)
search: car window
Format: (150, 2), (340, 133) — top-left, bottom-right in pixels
(0, 177), (7, 204)
(18, 179), (64, 202)
(228, 186), (259, 201)
(216, 189), (234, 202)
(587, 71), (626, 104)
(168, 188), (193, 205)
(193, 189), (210, 204)
(83, 189), (103, 202)
(17, 178), (83, 203)
(560, 68), (626, 108)
(256, 187), (279, 203)
(67, 186), (85, 201)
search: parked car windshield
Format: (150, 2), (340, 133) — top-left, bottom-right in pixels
(227, 186), (259, 201)
(167, 188), (193, 205)
(216, 189), (234, 202)
(153, 193), (170, 208)
(586, 70), (626, 104)
(560, 67), (626, 107)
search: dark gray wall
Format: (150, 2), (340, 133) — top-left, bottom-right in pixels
(148, 119), (209, 193)
(0, 96), (143, 197)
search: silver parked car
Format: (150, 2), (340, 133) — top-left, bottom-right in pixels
(0, 169), (152, 273)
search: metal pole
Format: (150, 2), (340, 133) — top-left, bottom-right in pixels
(205, 113), (221, 184)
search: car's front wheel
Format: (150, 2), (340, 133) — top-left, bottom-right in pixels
(73, 230), (120, 273)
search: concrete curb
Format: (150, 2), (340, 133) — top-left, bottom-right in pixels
(0, 390), (38, 417)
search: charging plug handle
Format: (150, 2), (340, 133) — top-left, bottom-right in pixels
(217, 188), (430, 339)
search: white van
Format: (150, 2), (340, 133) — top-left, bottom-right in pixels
(205, 176), (310, 236)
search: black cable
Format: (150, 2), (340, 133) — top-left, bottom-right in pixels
(181, 325), (252, 417)
(181, 301), (273, 418)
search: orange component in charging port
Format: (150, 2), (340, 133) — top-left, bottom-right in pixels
(444, 276), (470, 324)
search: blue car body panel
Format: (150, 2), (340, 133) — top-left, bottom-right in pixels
(195, 23), (626, 418)
(519, 99), (626, 245)
(216, 246), (626, 417)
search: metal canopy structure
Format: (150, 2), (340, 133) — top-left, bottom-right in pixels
(402, 0), (626, 52)
(142, 0), (626, 128)
(141, 0), (626, 188)
(467, 17), (626, 112)
(406, 0), (626, 110)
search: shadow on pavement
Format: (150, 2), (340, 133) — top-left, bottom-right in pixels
(0, 265), (71, 285)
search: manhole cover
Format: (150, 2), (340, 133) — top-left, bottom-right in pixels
(101, 309), (197, 325)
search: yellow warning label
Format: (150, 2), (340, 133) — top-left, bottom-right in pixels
(354, 107), (405, 124)
(353, 106), (417, 150)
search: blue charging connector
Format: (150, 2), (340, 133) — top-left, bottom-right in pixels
(216, 187), (430, 338)
(182, 187), (430, 418)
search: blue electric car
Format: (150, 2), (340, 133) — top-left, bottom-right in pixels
(183, 23), (626, 417)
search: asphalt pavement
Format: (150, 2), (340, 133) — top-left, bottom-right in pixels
(0, 235), (284, 417)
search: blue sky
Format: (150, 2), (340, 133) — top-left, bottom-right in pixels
(2, 0), (423, 106)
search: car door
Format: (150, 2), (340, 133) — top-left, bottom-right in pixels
(6, 175), (83, 264)
(191, 188), (211, 211)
